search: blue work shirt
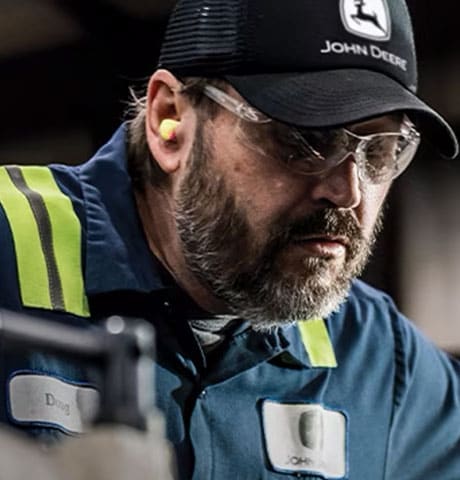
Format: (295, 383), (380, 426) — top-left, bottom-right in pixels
(0, 125), (459, 479)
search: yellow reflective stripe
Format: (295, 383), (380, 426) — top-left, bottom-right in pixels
(298, 318), (337, 368)
(20, 167), (89, 317)
(0, 167), (52, 309)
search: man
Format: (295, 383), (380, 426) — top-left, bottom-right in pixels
(0, 0), (459, 479)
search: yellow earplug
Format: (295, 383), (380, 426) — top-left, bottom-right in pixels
(159, 119), (180, 142)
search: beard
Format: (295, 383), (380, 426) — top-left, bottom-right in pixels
(174, 125), (383, 330)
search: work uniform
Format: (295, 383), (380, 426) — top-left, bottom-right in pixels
(0, 125), (459, 479)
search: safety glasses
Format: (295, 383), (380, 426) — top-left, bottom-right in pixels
(201, 84), (421, 184)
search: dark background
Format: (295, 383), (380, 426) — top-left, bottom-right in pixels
(0, 0), (459, 320)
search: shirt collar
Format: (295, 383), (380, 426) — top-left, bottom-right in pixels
(278, 316), (339, 370)
(276, 324), (312, 368)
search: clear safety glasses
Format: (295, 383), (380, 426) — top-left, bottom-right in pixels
(201, 84), (421, 184)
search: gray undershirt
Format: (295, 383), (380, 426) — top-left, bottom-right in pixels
(189, 315), (239, 352)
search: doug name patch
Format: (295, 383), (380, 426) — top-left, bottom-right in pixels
(262, 400), (347, 478)
(8, 372), (99, 434)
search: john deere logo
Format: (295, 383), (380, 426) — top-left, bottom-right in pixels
(298, 410), (323, 451)
(341, 0), (391, 41)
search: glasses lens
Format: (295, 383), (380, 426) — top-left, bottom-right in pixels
(236, 121), (349, 175)
(236, 117), (420, 184)
(361, 130), (419, 183)
(275, 126), (341, 174)
(291, 129), (357, 174)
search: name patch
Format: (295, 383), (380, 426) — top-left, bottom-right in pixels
(8, 373), (99, 434)
(262, 400), (347, 479)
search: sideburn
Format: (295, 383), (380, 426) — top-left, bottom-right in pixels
(174, 121), (257, 290)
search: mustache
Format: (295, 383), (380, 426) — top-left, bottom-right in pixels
(271, 209), (365, 254)
(288, 209), (362, 239)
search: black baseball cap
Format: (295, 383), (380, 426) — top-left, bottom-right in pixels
(159, 0), (458, 158)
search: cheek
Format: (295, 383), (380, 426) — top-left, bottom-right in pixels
(357, 183), (391, 236)
(234, 174), (308, 235)
(216, 140), (305, 225)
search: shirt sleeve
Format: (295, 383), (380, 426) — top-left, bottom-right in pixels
(384, 309), (460, 479)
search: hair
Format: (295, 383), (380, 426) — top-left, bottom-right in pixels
(126, 77), (228, 191)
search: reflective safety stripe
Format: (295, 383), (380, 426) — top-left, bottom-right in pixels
(298, 318), (337, 368)
(0, 166), (89, 317)
(0, 167), (51, 309)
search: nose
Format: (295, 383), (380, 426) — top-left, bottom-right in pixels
(308, 154), (362, 209)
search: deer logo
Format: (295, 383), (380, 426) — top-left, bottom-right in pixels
(340, 0), (391, 41)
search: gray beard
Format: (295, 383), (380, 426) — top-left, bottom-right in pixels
(174, 128), (382, 330)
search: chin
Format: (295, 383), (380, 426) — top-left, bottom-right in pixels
(229, 273), (352, 332)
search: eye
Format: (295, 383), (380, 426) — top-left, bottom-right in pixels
(362, 136), (399, 181)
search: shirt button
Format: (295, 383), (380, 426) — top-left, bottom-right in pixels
(198, 389), (207, 399)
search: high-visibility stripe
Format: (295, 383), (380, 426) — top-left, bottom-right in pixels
(0, 167), (52, 310)
(6, 166), (65, 311)
(298, 318), (337, 368)
(0, 166), (89, 317)
(21, 167), (89, 317)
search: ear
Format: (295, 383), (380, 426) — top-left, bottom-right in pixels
(145, 69), (189, 174)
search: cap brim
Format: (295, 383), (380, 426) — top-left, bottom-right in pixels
(226, 69), (459, 159)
